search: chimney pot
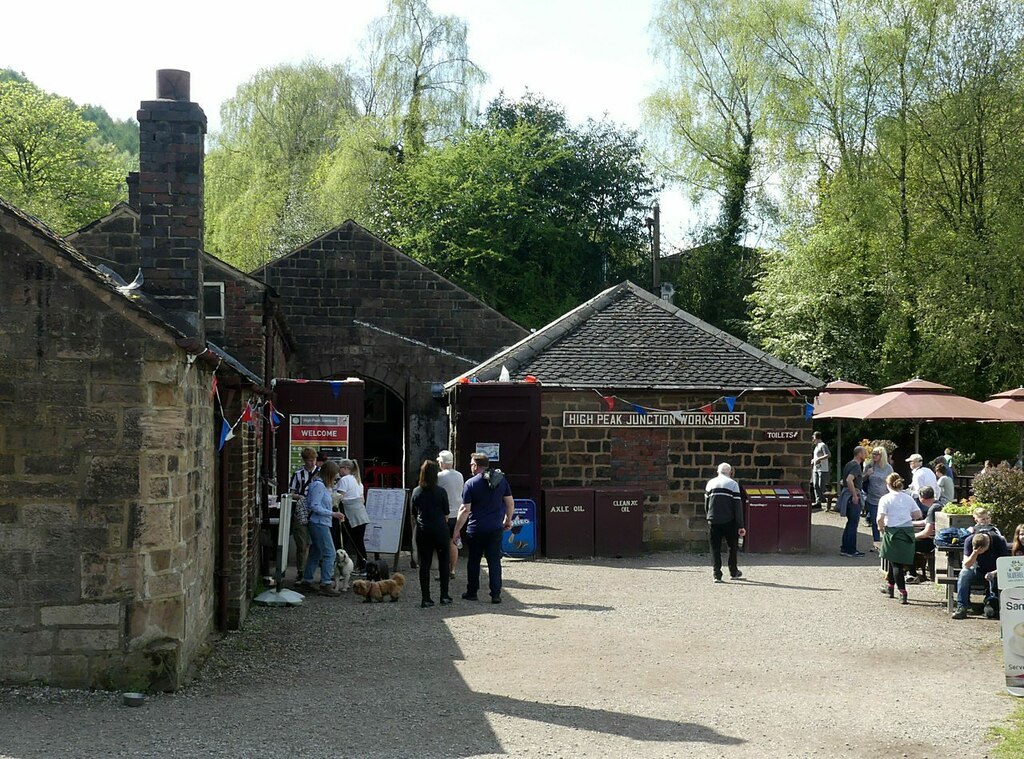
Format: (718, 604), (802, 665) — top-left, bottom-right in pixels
(156, 69), (190, 101)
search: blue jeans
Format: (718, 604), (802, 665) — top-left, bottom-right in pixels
(466, 528), (503, 599)
(866, 500), (881, 542)
(839, 493), (861, 553)
(303, 522), (335, 584)
(956, 565), (997, 608)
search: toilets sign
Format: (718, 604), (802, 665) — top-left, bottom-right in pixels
(562, 411), (746, 428)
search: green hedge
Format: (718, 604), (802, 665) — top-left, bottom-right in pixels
(972, 465), (1024, 535)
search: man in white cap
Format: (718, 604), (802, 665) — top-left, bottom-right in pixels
(437, 450), (464, 580)
(906, 453), (938, 501)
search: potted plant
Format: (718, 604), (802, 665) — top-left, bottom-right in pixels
(935, 499), (980, 531)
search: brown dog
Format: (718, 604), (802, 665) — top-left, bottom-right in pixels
(352, 573), (406, 603)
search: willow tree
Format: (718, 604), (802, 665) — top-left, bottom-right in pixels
(644, 0), (776, 334)
(356, 0), (486, 159)
(204, 61), (359, 269)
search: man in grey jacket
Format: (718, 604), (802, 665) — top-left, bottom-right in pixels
(705, 463), (747, 583)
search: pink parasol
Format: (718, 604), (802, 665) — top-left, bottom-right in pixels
(985, 388), (1024, 463)
(816, 378), (1021, 453)
(813, 381), (875, 491)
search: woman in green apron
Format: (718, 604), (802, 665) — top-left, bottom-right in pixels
(876, 472), (922, 605)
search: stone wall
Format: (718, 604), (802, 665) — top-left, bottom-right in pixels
(0, 219), (217, 690)
(540, 391), (812, 548)
(257, 221), (528, 482)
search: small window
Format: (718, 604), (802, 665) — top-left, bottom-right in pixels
(204, 282), (225, 319)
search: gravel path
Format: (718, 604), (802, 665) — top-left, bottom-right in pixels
(0, 511), (1014, 758)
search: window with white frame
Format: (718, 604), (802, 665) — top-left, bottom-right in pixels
(204, 282), (225, 319)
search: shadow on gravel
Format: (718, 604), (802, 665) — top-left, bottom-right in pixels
(727, 579), (842, 592)
(483, 692), (745, 746)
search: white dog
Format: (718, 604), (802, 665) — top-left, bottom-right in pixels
(333, 548), (354, 592)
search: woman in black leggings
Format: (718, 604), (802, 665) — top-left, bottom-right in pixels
(411, 460), (452, 608)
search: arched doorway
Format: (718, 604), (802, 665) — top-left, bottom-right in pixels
(361, 378), (405, 488)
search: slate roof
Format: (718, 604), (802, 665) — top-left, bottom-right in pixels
(447, 281), (823, 391)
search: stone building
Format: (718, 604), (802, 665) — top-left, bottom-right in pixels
(447, 281), (824, 548)
(255, 223), (527, 486)
(0, 70), (276, 689)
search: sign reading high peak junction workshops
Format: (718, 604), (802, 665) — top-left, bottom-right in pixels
(562, 411), (746, 427)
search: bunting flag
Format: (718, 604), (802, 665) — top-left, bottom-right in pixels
(700, 403), (713, 414)
(499, 365), (511, 382)
(787, 388), (798, 397)
(603, 395), (615, 411)
(210, 375), (218, 399)
(671, 410), (686, 424)
(804, 402), (815, 420)
(268, 402), (283, 430)
(240, 403), (254, 426)
(724, 396), (736, 412)
(630, 403), (647, 415)
(330, 380), (341, 399)
(218, 419), (232, 451)
(469, 376), (480, 383)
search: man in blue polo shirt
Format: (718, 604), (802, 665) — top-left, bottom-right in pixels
(453, 453), (514, 604)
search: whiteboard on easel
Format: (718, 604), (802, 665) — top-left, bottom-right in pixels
(363, 488), (407, 555)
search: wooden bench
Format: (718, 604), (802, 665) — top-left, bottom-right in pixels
(937, 570), (989, 613)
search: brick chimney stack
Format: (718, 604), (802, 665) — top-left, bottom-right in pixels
(137, 69), (206, 336)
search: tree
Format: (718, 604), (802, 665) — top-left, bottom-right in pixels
(204, 61), (360, 269)
(644, 0), (776, 334)
(0, 80), (125, 234)
(357, 0), (486, 159)
(376, 94), (658, 327)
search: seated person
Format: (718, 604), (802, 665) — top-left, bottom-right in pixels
(909, 486), (941, 583)
(966, 505), (1004, 536)
(951, 525), (1008, 620)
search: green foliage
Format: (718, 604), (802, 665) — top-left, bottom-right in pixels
(941, 500), (977, 515)
(737, 0), (1024, 401)
(358, 0), (486, 158)
(79, 105), (139, 158)
(374, 94), (658, 327)
(0, 80), (125, 233)
(204, 61), (360, 269)
(972, 464), (1024, 535)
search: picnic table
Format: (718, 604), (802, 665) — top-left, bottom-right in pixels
(935, 543), (964, 612)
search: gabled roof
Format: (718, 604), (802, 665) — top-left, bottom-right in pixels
(447, 281), (823, 391)
(0, 196), (261, 383)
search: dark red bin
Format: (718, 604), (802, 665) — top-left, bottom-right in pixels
(542, 488), (594, 558)
(742, 486), (779, 553)
(594, 487), (644, 557)
(776, 485), (811, 552)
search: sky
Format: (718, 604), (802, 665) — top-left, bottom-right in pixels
(2, 0), (697, 249)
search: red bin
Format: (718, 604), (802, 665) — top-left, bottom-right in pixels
(542, 488), (594, 559)
(777, 485), (811, 552)
(742, 487), (779, 553)
(594, 487), (644, 557)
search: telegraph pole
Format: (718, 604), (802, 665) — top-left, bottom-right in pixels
(650, 203), (661, 289)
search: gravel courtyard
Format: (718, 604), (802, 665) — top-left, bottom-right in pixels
(0, 511), (1015, 758)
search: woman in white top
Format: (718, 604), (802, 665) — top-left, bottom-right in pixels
(335, 459), (371, 570)
(876, 472), (922, 605)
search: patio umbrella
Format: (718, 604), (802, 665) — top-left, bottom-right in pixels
(815, 378), (1022, 455)
(813, 380), (874, 492)
(985, 388), (1024, 464)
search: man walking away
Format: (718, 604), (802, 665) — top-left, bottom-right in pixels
(705, 463), (746, 583)
(453, 453), (514, 604)
(811, 431), (831, 510)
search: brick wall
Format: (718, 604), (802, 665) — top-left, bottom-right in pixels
(0, 215), (217, 691)
(257, 221), (528, 481)
(540, 391), (812, 548)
